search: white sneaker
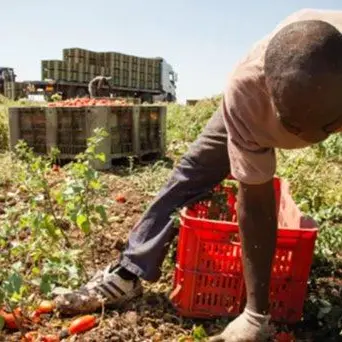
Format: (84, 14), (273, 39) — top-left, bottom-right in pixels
(55, 264), (143, 316)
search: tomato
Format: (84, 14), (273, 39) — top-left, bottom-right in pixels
(0, 307), (22, 330)
(48, 97), (130, 108)
(68, 315), (96, 335)
(115, 194), (126, 203)
(52, 164), (60, 172)
(41, 335), (60, 342)
(36, 300), (55, 314)
(0, 311), (17, 329)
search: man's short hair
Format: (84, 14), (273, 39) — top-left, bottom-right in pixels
(264, 20), (342, 120)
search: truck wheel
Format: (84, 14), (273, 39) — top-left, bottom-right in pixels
(141, 94), (153, 103)
(66, 87), (76, 99)
(166, 93), (175, 102)
(76, 87), (88, 98)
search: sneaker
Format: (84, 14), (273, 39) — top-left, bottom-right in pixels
(54, 264), (143, 316)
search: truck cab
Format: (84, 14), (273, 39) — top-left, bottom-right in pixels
(160, 60), (178, 102)
(0, 67), (16, 95)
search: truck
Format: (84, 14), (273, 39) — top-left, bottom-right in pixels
(1, 48), (178, 103)
(0, 67), (17, 97)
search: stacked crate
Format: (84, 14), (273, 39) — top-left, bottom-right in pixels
(41, 48), (162, 90)
(63, 48), (97, 65)
(8, 104), (166, 170)
(4, 81), (24, 100)
(8, 107), (47, 153)
(139, 106), (165, 153)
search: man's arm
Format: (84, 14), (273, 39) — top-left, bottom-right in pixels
(237, 179), (277, 315)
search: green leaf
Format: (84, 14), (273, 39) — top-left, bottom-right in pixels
(81, 220), (90, 234)
(96, 152), (106, 162)
(90, 180), (101, 190)
(192, 325), (207, 340)
(40, 275), (52, 295)
(0, 316), (5, 331)
(31, 267), (41, 276)
(54, 190), (64, 205)
(85, 169), (95, 180)
(76, 214), (90, 234)
(9, 273), (22, 294)
(11, 291), (22, 303)
(86, 145), (96, 155)
(96, 205), (107, 223)
(76, 214), (87, 228)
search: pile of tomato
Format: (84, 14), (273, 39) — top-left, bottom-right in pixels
(1, 301), (97, 341)
(48, 98), (131, 107)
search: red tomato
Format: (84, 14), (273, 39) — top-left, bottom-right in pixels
(36, 300), (55, 314)
(68, 315), (96, 335)
(0, 307), (22, 330)
(41, 335), (60, 342)
(52, 164), (60, 172)
(115, 194), (126, 203)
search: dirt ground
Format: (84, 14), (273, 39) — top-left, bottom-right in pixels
(1, 166), (341, 342)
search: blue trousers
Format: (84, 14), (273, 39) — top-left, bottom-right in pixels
(120, 105), (231, 281)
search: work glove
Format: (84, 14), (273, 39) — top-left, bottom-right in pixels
(208, 308), (273, 342)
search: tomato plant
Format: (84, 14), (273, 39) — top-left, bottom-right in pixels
(0, 128), (110, 333)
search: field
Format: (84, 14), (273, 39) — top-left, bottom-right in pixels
(0, 94), (341, 341)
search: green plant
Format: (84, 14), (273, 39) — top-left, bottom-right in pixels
(0, 128), (109, 331)
(57, 128), (109, 235)
(167, 97), (221, 158)
(178, 324), (208, 341)
(50, 93), (62, 102)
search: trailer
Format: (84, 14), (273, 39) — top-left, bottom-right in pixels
(1, 48), (178, 103)
(23, 78), (169, 103)
(37, 48), (178, 102)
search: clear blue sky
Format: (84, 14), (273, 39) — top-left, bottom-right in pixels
(1, 1), (341, 102)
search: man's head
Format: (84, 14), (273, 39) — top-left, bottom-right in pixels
(265, 20), (342, 143)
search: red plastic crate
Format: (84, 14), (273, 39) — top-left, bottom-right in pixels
(170, 177), (318, 323)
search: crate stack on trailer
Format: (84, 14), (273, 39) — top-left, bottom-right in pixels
(3, 81), (25, 100)
(41, 48), (162, 91)
(8, 102), (167, 169)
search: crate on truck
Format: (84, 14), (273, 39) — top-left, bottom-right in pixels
(1, 48), (178, 103)
(37, 47), (178, 103)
